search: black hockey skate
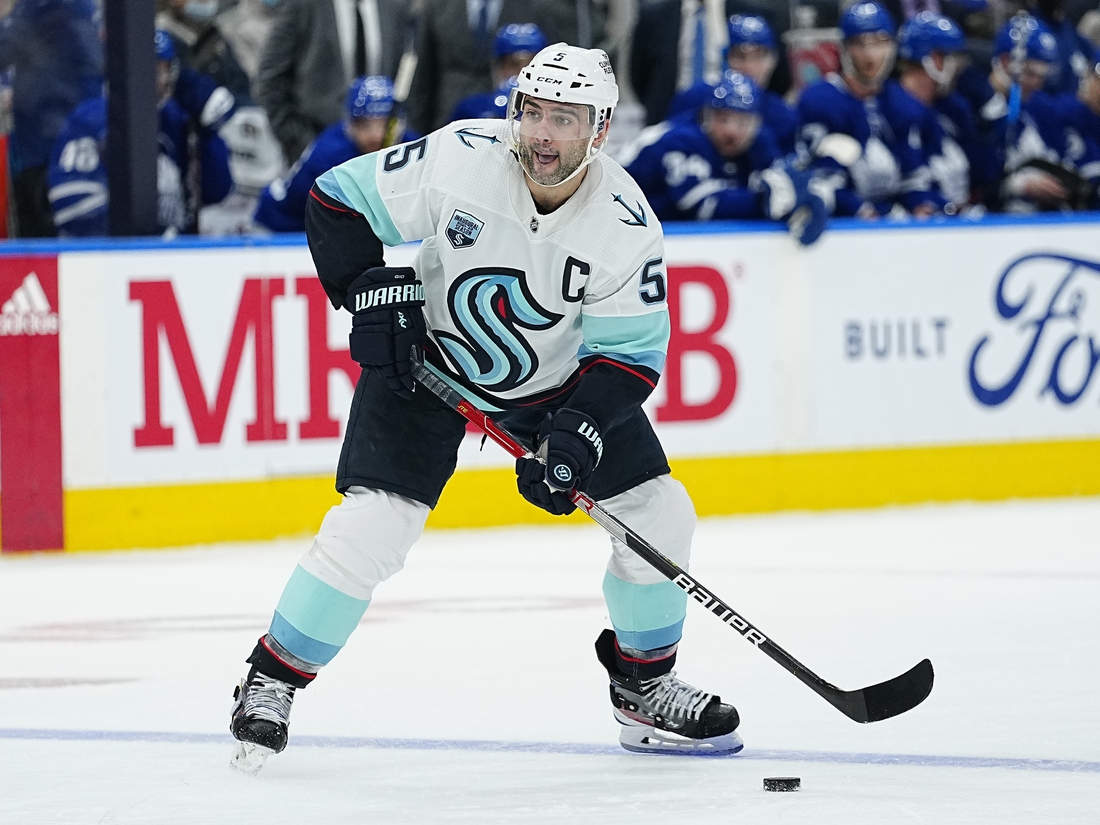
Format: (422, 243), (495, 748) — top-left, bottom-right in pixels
(595, 629), (743, 755)
(230, 667), (296, 773)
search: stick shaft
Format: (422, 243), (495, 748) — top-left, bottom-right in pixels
(411, 363), (843, 697)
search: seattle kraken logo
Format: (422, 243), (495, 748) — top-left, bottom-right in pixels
(436, 268), (563, 392)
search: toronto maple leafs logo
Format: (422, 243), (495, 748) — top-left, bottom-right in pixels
(435, 268), (563, 392)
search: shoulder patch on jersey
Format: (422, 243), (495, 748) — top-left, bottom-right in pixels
(612, 193), (648, 227)
(446, 209), (484, 249)
(454, 127), (501, 149)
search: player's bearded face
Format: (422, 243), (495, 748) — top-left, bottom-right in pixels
(516, 98), (596, 186)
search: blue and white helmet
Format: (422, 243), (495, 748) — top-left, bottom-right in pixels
(706, 71), (762, 114)
(898, 12), (964, 61)
(840, 2), (896, 40)
(155, 29), (176, 62)
(727, 15), (776, 50)
(345, 76), (395, 120)
(993, 15), (1059, 64)
(494, 23), (548, 59)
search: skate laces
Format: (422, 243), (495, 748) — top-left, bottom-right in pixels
(638, 671), (713, 724)
(243, 673), (295, 725)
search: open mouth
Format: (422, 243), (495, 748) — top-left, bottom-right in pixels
(532, 149), (559, 170)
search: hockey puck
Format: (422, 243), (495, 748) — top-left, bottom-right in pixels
(763, 777), (800, 792)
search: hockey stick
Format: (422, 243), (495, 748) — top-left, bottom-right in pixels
(411, 360), (934, 723)
(383, 34), (418, 149)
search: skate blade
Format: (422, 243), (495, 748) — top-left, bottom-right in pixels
(230, 740), (275, 774)
(618, 724), (744, 756)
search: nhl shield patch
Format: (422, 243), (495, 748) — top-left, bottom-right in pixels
(446, 210), (484, 249)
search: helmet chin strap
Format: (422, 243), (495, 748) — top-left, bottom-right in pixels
(518, 133), (597, 188)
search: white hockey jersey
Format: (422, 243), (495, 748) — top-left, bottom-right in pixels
(315, 119), (670, 405)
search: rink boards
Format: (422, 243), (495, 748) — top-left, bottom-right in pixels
(1, 215), (1099, 551)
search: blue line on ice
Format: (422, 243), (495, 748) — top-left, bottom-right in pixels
(0, 728), (1096, 773)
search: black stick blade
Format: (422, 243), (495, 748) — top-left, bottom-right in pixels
(842, 658), (935, 723)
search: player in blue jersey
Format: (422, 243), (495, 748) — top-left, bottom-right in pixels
(798, 2), (944, 218)
(1029, 0), (1095, 97)
(1067, 49), (1100, 192)
(253, 76), (414, 233)
(990, 15), (1092, 210)
(667, 16), (800, 155)
(724, 15), (799, 155)
(47, 30), (234, 236)
(449, 24), (548, 122)
(895, 13), (977, 212)
(624, 72), (827, 242)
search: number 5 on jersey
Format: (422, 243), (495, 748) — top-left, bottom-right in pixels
(639, 259), (666, 305)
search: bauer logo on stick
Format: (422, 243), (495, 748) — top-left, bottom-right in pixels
(446, 210), (484, 249)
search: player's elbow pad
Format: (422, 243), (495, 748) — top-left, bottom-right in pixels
(306, 184), (386, 309)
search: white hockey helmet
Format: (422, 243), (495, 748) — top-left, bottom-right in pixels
(507, 43), (619, 186)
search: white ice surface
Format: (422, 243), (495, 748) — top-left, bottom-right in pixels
(1, 497), (1098, 823)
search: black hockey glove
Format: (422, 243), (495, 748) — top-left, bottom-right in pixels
(516, 410), (603, 516)
(344, 266), (427, 399)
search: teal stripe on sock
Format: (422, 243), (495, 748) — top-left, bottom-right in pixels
(602, 571), (687, 650)
(274, 565), (370, 650)
(269, 611), (342, 665)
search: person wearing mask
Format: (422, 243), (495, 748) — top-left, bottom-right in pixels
(798, 2), (944, 218)
(449, 23), (548, 121)
(0, 0), (102, 237)
(253, 76), (415, 232)
(157, 0), (254, 104)
(217, 0), (281, 85)
(624, 71), (827, 242)
(47, 31), (234, 236)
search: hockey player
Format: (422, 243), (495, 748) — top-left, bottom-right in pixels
(1067, 49), (1100, 190)
(798, 2), (944, 218)
(229, 44), (744, 772)
(253, 76), (413, 234)
(724, 16), (799, 155)
(623, 72), (827, 242)
(47, 30), (234, 236)
(990, 15), (1091, 211)
(449, 24), (548, 122)
(667, 16), (799, 155)
(895, 13), (974, 212)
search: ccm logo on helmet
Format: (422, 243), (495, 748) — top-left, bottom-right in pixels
(535, 76), (564, 84)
